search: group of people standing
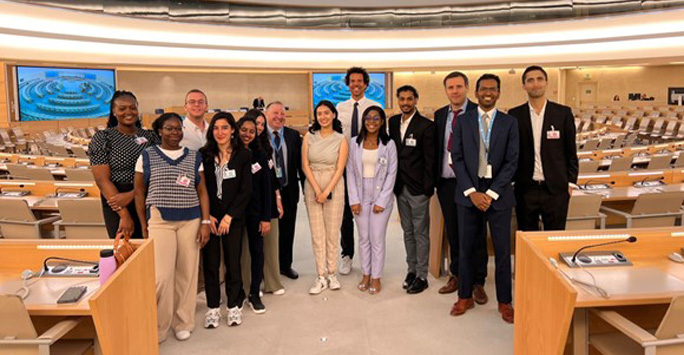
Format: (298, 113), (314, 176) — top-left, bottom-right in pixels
(89, 64), (578, 342)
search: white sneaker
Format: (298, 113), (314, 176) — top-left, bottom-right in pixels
(227, 307), (242, 326)
(273, 288), (285, 295)
(328, 274), (341, 290)
(339, 256), (352, 275)
(309, 276), (328, 295)
(174, 330), (191, 341)
(204, 308), (221, 329)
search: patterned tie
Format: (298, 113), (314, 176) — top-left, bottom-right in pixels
(274, 131), (287, 186)
(446, 109), (462, 154)
(351, 102), (359, 137)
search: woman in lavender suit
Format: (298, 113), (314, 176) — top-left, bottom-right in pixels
(346, 106), (398, 295)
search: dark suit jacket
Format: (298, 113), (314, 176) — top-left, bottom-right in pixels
(434, 100), (478, 180)
(247, 150), (273, 223)
(252, 98), (265, 109)
(389, 111), (435, 197)
(203, 146), (253, 222)
(280, 126), (304, 205)
(508, 101), (578, 195)
(451, 109), (519, 211)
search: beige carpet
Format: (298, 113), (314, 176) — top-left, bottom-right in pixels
(160, 200), (514, 355)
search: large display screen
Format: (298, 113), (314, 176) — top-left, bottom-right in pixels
(312, 72), (386, 108)
(16, 66), (116, 121)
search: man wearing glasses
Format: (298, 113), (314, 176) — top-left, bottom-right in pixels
(181, 89), (210, 150)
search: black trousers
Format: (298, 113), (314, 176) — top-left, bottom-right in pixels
(457, 181), (512, 304)
(278, 190), (297, 271)
(340, 171), (355, 258)
(245, 215), (265, 296)
(515, 182), (570, 231)
(436, 178), (487, 283)
(101, 182), (143, 239)
(203, 222), (244, 309)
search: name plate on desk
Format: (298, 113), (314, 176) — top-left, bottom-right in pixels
(633, 180), (665, 188)
(581, 183), (610, 190)
(559, 250), (633, 268)
(1, 190), (30, 197)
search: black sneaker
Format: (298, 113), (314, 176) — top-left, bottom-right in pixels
(403, 272), (416, 290)
(248, 294), (266, 314)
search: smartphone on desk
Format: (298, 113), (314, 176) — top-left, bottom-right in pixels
(57, 286), (87, 304)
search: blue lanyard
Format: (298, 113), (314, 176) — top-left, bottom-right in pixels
(269, 130), (283, 151)
(478, 111), (496, 155)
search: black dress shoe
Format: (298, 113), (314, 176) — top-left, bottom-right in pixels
(280, 268), (299, 280)
(407, 277), (428, 294)
(402, 272), (416, 290)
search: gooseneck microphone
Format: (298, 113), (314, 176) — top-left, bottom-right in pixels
(571, 236), (637, 264)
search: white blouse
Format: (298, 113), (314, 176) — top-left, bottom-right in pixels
(362, 148), (378, 178)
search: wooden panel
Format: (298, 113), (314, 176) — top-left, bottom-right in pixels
(0, 179), (99, 196)
(90, 239), (158, 355)
(514, 232), (577, 355)
(428, 195), (446, 278)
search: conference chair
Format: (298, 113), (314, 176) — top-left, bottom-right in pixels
(608, 156), (633, 171)
(600, 191), (684, 228)
(673, 153), (684, 168)
(582, 139), (600, 151)
(597, 137), (613, 149)
(624, 116), (638, 131)
(611, 134), (626, 148)
(53, 199), (107, 239)
(0, 294), (93, 355)
(565, 194), (606, 229)
(0, 130), (16, 152)
(69, 146), (88, 159)
(64, 168), (94, 182)
(5, 164), (31, 180)
(608, 115), (622, 127)
(0, 199), (60, 239)
(623, 133), (638, 147)
(645, 154), (673, 170)
(637, 118), (653, 135)
(661, 120), (679, 140)
(8, 128), (28, 152)
(589, 295), (684, 355)
(595, 115), (608, 124)
(649, 118), (666, 138)
(579, 160), (600, 174)
(47, 145), (72, 157)
(23, 167), (55, 181)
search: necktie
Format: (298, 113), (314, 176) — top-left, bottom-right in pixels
(446, 109), (462, 154)
(478, 113), (490, 178)
(274, 131), (287, 186)
(351, 102), (359, 137)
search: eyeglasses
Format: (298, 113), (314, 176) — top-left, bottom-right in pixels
(187, 100), (206, 106)
(162, 126), (183, 132)
(364, 116), (382, 122)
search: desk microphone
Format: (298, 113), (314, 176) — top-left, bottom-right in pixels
(571, 236), (637, 264)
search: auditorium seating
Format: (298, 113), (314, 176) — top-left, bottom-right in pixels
(0, 199), (60, 239)
(600, 191), (684, 228)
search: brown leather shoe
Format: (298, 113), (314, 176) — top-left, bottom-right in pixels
(498, 303), (514, 324)
(473, 285), (489, 305)
(450, 298), (474, 316)
(438, 276), (458, 294)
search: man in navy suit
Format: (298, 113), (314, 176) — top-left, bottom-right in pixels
(450, 74), (518, 324)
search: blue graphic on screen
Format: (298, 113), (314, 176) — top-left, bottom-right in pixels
(313, 72), (385, 108)
(17, 66), (115, 121)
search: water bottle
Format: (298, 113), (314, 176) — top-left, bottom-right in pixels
(99, 249), (117, 285)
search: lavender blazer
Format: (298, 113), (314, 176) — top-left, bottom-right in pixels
(346, 137), (398, 209)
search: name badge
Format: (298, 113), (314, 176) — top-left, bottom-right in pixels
(176, 174), (191, 187)
(405, 136), (417, 147)
(134, 136), (148, 145)
(485, 164), (493, 179)
(547, 125), (560, 140)
(448, 155), (453, 166)
(251, 163), (262, 174)
(275, 167), (284, 179)
(223, 167), (236, 179)
(268, 159), (275, 169)
(379, 157), (388, 165)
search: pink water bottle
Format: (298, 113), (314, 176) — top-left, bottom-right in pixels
(99, 249), (117, 285)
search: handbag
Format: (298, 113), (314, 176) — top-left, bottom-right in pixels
(113, 231), (137, 267)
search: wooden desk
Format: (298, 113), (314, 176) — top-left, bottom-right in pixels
(577, 170), (674, 188)
(574, 184), (684, 202)
(0, 239), (158, 354)
(514, 227), (684, 355)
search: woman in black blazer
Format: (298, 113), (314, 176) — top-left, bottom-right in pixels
(200, 112), (252, 328)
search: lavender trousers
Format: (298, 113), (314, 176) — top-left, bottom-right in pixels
(355, 178), (393, 278)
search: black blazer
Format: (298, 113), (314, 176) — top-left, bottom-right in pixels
(508, 101), (578, 195)
(434, 100), (478, 180)
(389, 111), (436, 197)
(248, 150), (272, 222)
(451, 109), (519, 211)
(280, 126), (305, 205)
(203, 146), (253, 222)
(253, 98), (264, 109)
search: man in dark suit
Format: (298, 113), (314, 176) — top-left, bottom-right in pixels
(389, 85), (435, 294)
(508, 66), (578, 231)
(253, 96), (265, 110)
(450, 74), (518, 324)
(433, 71), (488, 300)
(266, 101), (304, 280)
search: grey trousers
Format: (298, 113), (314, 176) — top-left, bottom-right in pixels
(397, 187), (431, 279)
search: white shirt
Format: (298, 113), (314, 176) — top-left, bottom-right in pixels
(267, 125), (288, 179)
(529, 100), (547, 182)
(463, 107), (499, 201)
(362, 148), (378, 178)
(135, 147), (204, 173)
(336, 96), (381, 141)
(400, 110), (417, 141)
(180, 117), (209, 151)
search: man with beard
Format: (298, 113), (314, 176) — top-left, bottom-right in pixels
(388, 85), (435, 294)
(181, 89), (209, 151)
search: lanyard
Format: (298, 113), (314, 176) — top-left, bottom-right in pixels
(478, 111), (496, 155)
(269, 130), (283, 151)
